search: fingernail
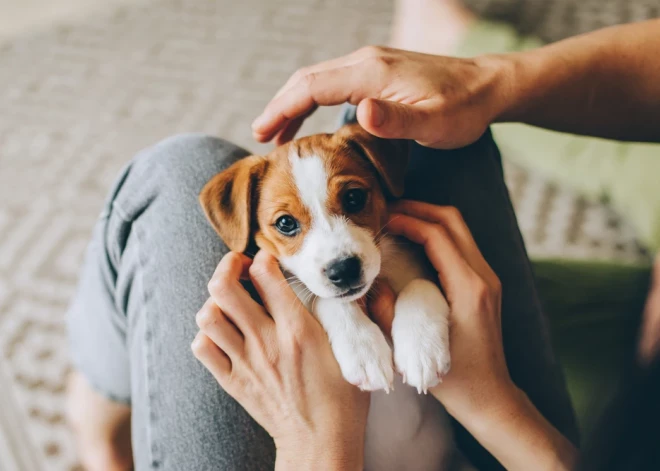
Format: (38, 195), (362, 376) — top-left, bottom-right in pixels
(371, 102), (385, 128)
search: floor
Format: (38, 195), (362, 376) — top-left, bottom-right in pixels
(0, 0), (136, 39)
(0, 1), (647, 470)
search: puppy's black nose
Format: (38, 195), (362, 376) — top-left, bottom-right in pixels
(325, 256), (362, 288)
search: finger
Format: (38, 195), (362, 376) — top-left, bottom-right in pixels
(249, 250), (306, 324)
(191, 332), (232, 385)
(208, 252), (271, 334)
(386, 213), (478, 300)
(389, 201), (476, 246)
(388, 201), (498, 288)
(269, 47), (383, 109)
(252, 63), (375, 142)
(271, 52), (365, 101)
(272, 107), (316, 146)
(366, 278), (396, 341)
(196, 297), (244, 360)
(356, 98), (436, 142)
(212, 251), (252, 280)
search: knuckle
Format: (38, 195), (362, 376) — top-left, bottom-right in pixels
(472, 277), (499, 312)
(490, 276), (502, 297)
(301, 71), (318, 91)
(224, 251), (243, 267)
(195, 305), (218, 329)
(473, 278), (490, 299)
(444, 206), (462, 223)
(366, 53), (391, 72)
(248, 259), (271, 280)
(208, 272), (234, 298)
(360, 45), (386, 57)
(431, 224), (448, 241)
(191, 334), (212, 357)
(292, 67), (306, 80)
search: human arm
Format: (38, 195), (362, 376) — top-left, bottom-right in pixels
(252, 19), (660, 148)
(370, 200), (578, 470)
(497, 18), (660, 142)
(191, 251), (368, 471)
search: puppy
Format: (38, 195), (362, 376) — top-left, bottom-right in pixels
(200, 124), (467, 470)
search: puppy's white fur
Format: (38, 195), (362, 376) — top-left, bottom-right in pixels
(280, 151), (380, 300)
(283, 152), (464, 471)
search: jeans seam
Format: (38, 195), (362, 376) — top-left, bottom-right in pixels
(134, 220), (159, 469)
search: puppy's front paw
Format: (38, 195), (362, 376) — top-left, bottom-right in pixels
(332, 322), (394, 392)
(392, 279), (451, 393)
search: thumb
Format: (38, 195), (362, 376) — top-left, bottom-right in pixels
(356, 98), (431, 141)
(249, 250), (304, 321)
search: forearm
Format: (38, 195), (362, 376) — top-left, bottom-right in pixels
(440, 383), (578, 470)
(486, 19), (660, 142)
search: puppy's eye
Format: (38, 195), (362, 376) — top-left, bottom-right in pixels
(274, 215), (299, 236)
(343, 188), (367, 213)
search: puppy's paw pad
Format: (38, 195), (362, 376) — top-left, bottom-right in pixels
(333, 324), (394, 392)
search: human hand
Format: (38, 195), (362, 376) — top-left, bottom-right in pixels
(369, 200), (577, 470)
(252, 46), (506, 149)
(369, 200), (511, 420)
(192, 250), (369, 471)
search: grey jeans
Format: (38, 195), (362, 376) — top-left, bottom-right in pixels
(67, 126), (578, 470)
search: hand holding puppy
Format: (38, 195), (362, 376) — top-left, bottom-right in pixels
(192, 250), (369, 471)
(370, 200), (577, 471)
(193, 202), (576, 471)
(369, 200), (510, 417)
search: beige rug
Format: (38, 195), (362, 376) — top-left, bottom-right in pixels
(0, 0), (649, 469)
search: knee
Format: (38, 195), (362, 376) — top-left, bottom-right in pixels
(108, 133), (250, 224)
(133, 133), (250, 192)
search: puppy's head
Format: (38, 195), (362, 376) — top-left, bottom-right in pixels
(200, 123), (409, 301)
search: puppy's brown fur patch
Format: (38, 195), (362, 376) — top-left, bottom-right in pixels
(200, 124), (409, 255)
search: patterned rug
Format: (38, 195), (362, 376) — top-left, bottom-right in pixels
(0, 0), (649, 469)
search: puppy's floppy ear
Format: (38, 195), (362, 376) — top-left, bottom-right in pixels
(337, 123), (410, 198)
(199, 155), (268, 253)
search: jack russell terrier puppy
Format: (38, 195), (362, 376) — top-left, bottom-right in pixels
(200, 124), (471, 470)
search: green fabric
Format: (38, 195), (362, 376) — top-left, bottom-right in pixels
(532, 259), (651, 435)
(454, 21), (660, 252)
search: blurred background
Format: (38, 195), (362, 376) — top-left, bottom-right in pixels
(0, 0), (658, 469)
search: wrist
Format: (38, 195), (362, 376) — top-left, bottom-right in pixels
(440, 377), (521, 432)
(461, 384), (577, 471)
(275, 432), (364, 471)
(473, 53), (519, 125)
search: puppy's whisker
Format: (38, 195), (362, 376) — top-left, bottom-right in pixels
(311, 294), (318, 315)
(373, 214), (404, 241)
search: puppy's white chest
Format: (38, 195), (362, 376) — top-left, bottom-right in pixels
(290, 238), (458, 470)
(365, 240), (455, 471)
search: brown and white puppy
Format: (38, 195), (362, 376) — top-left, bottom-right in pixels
(200, 124), (464, 470)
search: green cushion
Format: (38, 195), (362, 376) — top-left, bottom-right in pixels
(532, 259), (651, 434)
(455, 22), (660, 252)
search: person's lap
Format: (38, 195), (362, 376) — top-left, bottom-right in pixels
(67, 126), (578, 470)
